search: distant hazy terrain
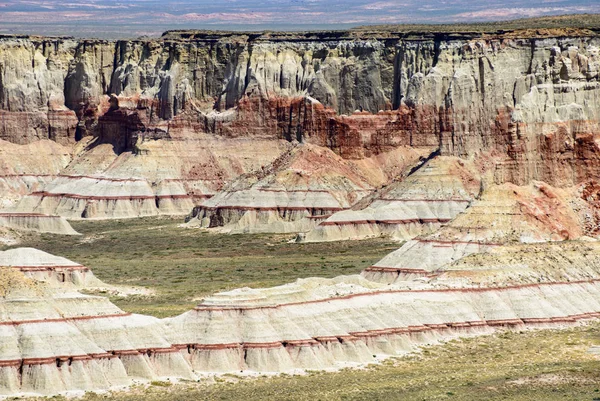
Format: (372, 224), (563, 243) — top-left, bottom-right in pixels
(0, 0), (598, 38)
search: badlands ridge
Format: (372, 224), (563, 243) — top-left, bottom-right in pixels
(1, 22), (600, 396)
(0, 240), (600, 396)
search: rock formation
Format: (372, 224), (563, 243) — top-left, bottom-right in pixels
(0, 268), (191, 396)
(362, 182), (589, 283)
(2, 239), (600, 396)
(0, 29), (599, 223)
(0, 247), (102, 287)
(301, 156), (481, 241)
(0, 213), (78, 236)
(2, 25), (600, 397)
(186, 143), (427, 233)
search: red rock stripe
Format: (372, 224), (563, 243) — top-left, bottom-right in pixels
(172, 312), (600, 353)
(200, 206), (346, 212)
(30, 192), (194, 201)
(0, 312), (132, 326)
(194, 279), (600, 311)
(241, 342), (283, 349)
(57, 175), (146, 182)
(0, 347), (181, 367)
(307, 214), (332, 219)
(0, 360), (21, 367)
(183, 343), (241, 351)
(377, 198), (471, 203)
(255, 189), (343, 194)
(319, 218), (450, 226)
(417, 239), (502, 246)
(313, 336), (340, 342)
(284, 339), (319, 346)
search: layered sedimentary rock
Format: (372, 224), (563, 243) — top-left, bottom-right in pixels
(0, 247), (102, 287)
(0, 29), (598, 220)
(0, 269), (193, 396)
(12, 135), (292, 219)
(2, 240), (600, 397)
(0, 139), (71, 209)
(186, 143), (428, 233)
(2, 26), (600, 398)
(17, 175), (194, 220)
(166, 278), (600, 374)
(362, 181), (588, 283)
(0, 213), (78, 235)
(301, 156), (481, 242)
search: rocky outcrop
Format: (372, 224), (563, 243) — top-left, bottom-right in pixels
(0, 139), (71, 209)
(0, 248), (102, 287)
(1, 30), (599, 220)
(186, 143), (429, 233)
(11, 134), (292, 219)
(301, 156), (482, 242)
(0, 269), (192, 396)
(3, 238), (600, 397)
(362, 182), (589, 283)
(0, 212), (78, 235)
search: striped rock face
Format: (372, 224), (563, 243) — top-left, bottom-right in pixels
(1, 239), (600, 397)
(186, 144), (429, 233)
(0, 140), (70, 210)
(362, 182), (587, 283)
(10, 136), (292, 220)
(301, 157), (481, 242)
(1, 26), (600, 397)
(0, 275), (192, 396)
(0, 213), (78, 236)
(1, 31), (600, 220)
(0, 248), (102, 288)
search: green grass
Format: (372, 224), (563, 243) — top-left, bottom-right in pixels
(6, 217), (399, 317)
(26, 323), (600, 401)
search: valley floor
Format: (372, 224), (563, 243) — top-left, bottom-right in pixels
(7, 217), (399, 317)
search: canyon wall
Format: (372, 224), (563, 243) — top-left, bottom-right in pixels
(1, 31), (598, 165)
(1, 29), (600, 219)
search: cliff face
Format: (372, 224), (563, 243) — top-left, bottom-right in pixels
(1, 31), (599, 185)
(1, 29), (600, 221)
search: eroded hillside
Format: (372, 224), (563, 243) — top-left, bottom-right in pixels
(2, 22), (600, 398)
(0, 26), (599, 231)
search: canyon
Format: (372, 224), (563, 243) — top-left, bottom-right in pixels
(1, 21), (600, 398)
(1, 27), (599, 230)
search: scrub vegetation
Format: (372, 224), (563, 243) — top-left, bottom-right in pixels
(13, 217), (399, 317)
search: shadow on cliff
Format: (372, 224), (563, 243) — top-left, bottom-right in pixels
(83, 98), (171, 155)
